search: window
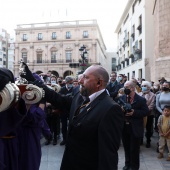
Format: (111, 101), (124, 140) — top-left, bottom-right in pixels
(3, 61), (6, 65)
(83, 31), (88, 38)
(132, 2), (136, 14)
(131, 25), (135, 41)
(51, 51), (57, 63)
(112, 58), (116, 71)
(37, 53), (42, 63)
(137, 15), (142, 34)
(126, 59), (129, 66)
(66, 31), (71, 39)
(22, 52), (27, 63)
(65, 51), (72, 62)
(139, 40), (142, 51)
(52, 32), (57, 39)
(23, 34), (27, 41)
(38, 33), (43, 40)
(0, 58), (2, 61)
(3, 47), (6, 52)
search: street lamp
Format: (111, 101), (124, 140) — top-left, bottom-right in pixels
(79, 45), (88, 72)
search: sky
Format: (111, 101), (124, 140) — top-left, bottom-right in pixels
(0, 0), (128, 51)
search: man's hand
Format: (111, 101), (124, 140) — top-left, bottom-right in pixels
(20, 62), (35, 82)
(125, 109), (134, 116)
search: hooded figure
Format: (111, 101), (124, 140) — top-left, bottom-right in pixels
(0, 68), (15, 91)
(0, 68), (27, 170)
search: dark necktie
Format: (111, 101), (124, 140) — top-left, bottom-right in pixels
(74, 97), (90, 117)
(127, 96), (131, 104)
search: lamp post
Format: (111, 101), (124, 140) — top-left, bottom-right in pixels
(79, 45), (88, 72)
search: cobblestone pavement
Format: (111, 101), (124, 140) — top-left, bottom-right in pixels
(40, 132), (170, 170)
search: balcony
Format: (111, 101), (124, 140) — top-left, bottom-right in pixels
(129, 54), (134, 58)
(125, 58), (129, 61)
(51, 60), (57, 63)
(83, 35), (88, 38)
(131, 32), (135, 37)
(135, 49), (142, 54)
(51, 36), (57, 40)
(137, 24), (142, 30)
(66, 36), (71, 39)
(37, 37), (43, 40)
(22, 38), (27, 41)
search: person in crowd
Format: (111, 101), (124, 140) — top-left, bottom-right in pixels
(57, 77), (65, 87)
(131, 78), (141, 93)
(158, 77), (166, 85)
(106, 71), (120, 100)
(21, 63), (124, 170)
(45, 76), (61, 145)
(152, 82), (161, 132)
(17, 73), (51, 170)
(59, 76), (74, 145)
(157, 105), (170, 161)
(17, 101), (47, 170)
(123, 75), (127, 83)
(0, 68), (27, 170)
(119, 81), (149, 170)
(138, 81), (155, 148)
(72, 74), (83, 96)
(156, 82), (170, 115)
(73, 80), (79, 87)
(118, 74), (126, 88)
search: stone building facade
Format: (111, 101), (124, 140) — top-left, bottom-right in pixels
(14, 20), (107, 78)
(151, 0), (170, 81)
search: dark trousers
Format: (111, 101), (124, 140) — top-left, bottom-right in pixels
(145, 115), (154, 143)
(122, 123), (141, 170)
(60, 113), (68, 141)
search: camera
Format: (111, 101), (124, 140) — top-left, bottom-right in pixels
(118, 98), (132, 112)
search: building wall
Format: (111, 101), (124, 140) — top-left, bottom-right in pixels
(14, 20), (107, 78)
(0, 28), (10, 68)
(115, 0), (154, 81)
(152, 0), (170, 81)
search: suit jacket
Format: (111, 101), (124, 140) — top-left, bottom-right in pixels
(43, 87), (124, 170)
(119, 93), (149, 138)
(106, 80), (120, 99)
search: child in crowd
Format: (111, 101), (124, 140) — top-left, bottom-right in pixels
(157, 105), (170, 161)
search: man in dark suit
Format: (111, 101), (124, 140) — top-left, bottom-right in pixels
(106, 71), (120, 100)
(119, 81), (149, 170)
(22, 64), (124, 170)
(59, 76), (74, 145)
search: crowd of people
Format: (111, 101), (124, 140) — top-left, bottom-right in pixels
(0, 64), (170, 170)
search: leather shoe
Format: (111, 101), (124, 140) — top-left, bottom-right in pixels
(60, 141), (66, 146)
(123, 165), (130, 170)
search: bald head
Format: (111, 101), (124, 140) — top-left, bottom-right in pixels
(86, 65), (109, 87)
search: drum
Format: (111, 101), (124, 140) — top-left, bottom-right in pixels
(0, 83), (20, 112)
(0, 83), (45, 112)
(18, 84), (45, 104)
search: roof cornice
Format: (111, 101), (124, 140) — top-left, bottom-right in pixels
(115, 0), (135, 33)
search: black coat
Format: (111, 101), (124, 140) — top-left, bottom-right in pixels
(119, 93), (149, 138)
(43, 87), (124, 170)
(106, 80), (120, 99)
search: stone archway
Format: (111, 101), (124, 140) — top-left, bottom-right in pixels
(51, 70), (59, 78)
(63, 70), (73, 78)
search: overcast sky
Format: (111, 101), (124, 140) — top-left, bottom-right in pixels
(0, 0), (128, 51)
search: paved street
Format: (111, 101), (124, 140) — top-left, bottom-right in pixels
(40, 132), (170, 170)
